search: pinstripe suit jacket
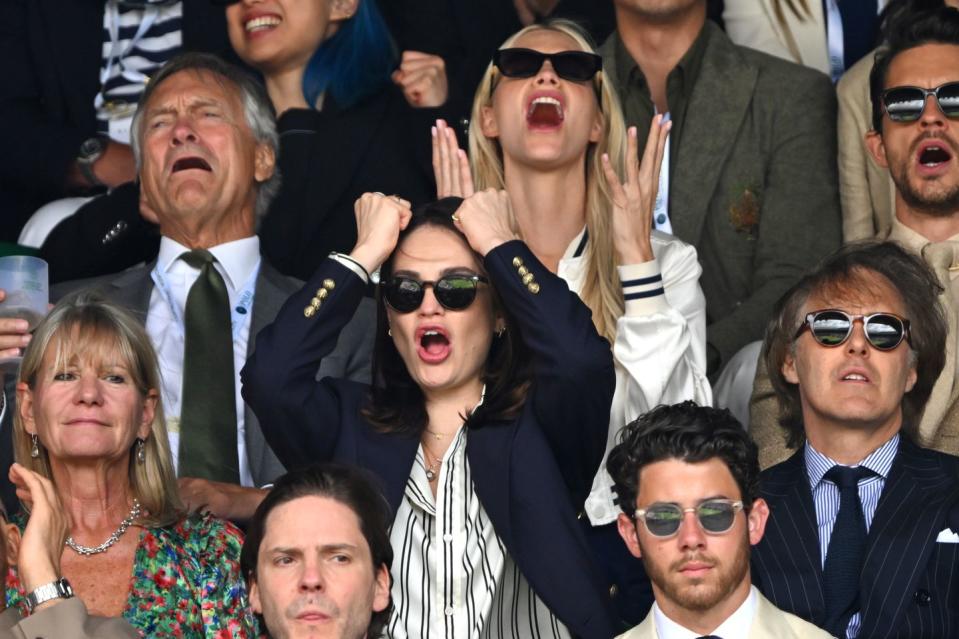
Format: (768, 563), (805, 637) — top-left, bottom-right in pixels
(752, 438), (959, 638)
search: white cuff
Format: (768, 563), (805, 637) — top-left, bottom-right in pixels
(619, 261), (669, 316)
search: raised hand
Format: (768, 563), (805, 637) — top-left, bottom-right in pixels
(432, 119), (474, 199)
(453, 189), (518, 257)
(601, 115), (671, 265)
(392, 51), (449, 108)
(9, 463), (70, 594)
(350, 192), (413, 275)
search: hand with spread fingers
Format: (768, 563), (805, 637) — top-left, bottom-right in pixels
(601, 115), (671, 265)
(432, 119), (475, 199)
(392, 51), (449, 108)
(9, 463), (70, 596)
(453, 189), (519, 257)
(350, 192), (413, 275)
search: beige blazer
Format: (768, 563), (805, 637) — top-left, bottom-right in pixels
(723, 0), (830, 75)
(616, 591), (835, 639)
(837, 51), (897, 241)
(0, 599), (139, 639)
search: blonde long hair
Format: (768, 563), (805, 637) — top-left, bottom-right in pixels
(14, 293), (182, 527)
(468, 19), (626, 343)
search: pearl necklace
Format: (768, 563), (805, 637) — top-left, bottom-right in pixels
(65, 500), (141, 556)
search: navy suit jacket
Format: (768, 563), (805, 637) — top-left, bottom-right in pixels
(242, 241), (619, 638)
(752, 438), (959, 639)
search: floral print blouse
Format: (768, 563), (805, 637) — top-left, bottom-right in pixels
(6, 513), (259, 638)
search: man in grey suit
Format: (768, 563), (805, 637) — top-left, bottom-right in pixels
(7, 52), (374, 522)
(601, 0), (842, 377)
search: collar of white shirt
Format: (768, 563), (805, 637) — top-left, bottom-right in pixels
(652, 585), (758, 639)
(156, 235), (260, 293)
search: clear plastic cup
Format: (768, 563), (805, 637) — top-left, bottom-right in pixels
(0, 255), (48, 330)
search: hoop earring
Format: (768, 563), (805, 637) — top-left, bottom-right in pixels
(388, 327), (393, 337)
(136, 438), (146, 465)
(30, 434), (39, 459)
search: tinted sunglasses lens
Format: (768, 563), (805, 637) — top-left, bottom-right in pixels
(938, 82), (959, 118)
(884, 87), (926, 122)
(697, 501), (737, 533)
(552, 51), (601, 81)
(384, 279), (423, 313)
(810, 311), (852, 346)
(865, 315), (905, 350)
(435, 277), (479, 310)
(644, 505), (682, 537)
(495, 49), (544, 78)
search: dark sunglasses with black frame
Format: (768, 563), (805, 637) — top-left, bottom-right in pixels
(633, 499), (745, 538)
(493, 48), (603, 83)
(881, 82), (959, 122)
(795, 309), (911, 351)
(382, 274), (489, 314)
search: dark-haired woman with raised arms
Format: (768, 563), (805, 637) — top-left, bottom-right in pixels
(242, 190), (619, 637)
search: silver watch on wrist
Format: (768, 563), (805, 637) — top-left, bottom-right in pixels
(24, 577), (74, 613)
(77, 136), (107, 188)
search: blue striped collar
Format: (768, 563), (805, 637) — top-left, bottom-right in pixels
(804, 433), (899, 489)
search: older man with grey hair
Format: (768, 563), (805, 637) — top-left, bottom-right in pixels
(0, 52), (375, 522)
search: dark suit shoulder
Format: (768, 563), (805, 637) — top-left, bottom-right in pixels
(759, 449), (807, 495)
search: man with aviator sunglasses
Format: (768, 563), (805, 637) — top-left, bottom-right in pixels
(607, 402), (831, 639)
(753, 242), (959, 639)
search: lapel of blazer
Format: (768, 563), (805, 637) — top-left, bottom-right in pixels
(105, 264), (156, 317)
(858, 438), (959, 639)
(41, 0), (103, 125)
(670, 23), (758, 248)
(760, 450), (825, 616)
(464, 421), (515, 548)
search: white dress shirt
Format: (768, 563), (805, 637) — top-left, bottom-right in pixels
(652, 585), (758, 639)
(146, 235), (260, 487)
(562, 229), (712, 525)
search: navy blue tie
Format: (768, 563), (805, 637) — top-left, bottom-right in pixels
(822, 465), (875, 637)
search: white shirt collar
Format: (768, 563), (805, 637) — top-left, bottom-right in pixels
(652, 585), (758, 639)
(157, 235), (260, 292)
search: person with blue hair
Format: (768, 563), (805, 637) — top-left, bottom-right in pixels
(225, 0), (449, 280)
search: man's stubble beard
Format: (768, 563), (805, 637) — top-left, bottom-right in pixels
(642, 533), (751, 613)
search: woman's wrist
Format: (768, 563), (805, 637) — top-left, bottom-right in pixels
(348, 245), (386, 277)
(615, 238), (655, 265)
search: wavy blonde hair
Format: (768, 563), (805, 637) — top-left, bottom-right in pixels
(14, 293), (182, 527)
(468, 19), (626, 343)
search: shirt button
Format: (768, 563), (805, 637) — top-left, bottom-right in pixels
(656, 214), (667, 225)
(445, 606), (454, 616)
(443, 533), (453, 542)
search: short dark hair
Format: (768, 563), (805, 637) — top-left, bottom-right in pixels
(869, 4), (959, 132)
(607, 402), (760, 517)
(764, 241), (946, 448)
(361, 197), (533, 434)
(130, 52), (281, 219)
(241, 464), (394, 637)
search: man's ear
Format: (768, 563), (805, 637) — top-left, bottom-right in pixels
(249, 577), (262, 614)
(746, 498), (770, 546)
(372, 563), (391, 613)
(865, 130), (890, 169)
(479, 105), (499, 139)
(616, 512), (643, 560)
(254, 143), (276, 184)
(782, 351), (799, 385)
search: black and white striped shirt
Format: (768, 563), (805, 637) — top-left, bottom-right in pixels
(387, 426), (570, 639)
(96, 0), (183, 141)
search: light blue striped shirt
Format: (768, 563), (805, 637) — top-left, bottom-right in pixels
(804, 433), (899, 639)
